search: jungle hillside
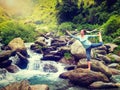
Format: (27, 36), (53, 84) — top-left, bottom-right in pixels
(0, 0), (120, 54)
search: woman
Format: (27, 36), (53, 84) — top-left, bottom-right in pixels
(66, 29), (103, 70)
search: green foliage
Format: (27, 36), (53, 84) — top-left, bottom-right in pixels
(113, 46), (120, 56)
(102, 15), (120, 43)
(107, 54), (116, 63)
(116, 64), (120, 70)
(56, 0), (79, 23)
(64, 52), (72, 60)
(76, 24), (99, 31)
(0, 20), (36, 45)
(58, 22), (75, 31)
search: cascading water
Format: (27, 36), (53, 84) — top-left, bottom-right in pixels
(0, 43), (70, 90)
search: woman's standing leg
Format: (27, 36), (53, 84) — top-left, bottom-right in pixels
(86, 47), (91, 70)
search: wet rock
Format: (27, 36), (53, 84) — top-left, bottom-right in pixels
(0, 60), (12, 68)
(51, 42), (66, 47)
(60, 68), (109, 86)
(16, 52), (29, 69)
(30, 44), (43, 54)
(0, 50), (14, 62)
(89, 81), (118, 89)
(0, 69), (6, 79)
(43, 64), (58, 73)
(5, 65), (19, 73)
(41, 54), (61, 61)
(77, 59), (112, 78)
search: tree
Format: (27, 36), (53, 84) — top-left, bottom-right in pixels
(56, 0), (79, 23)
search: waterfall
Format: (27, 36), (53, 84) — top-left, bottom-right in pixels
(0, 43), (67, 89)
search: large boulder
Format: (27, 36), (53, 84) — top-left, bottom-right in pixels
(8, 38), (26, 52)
(77, 59), (112, 78)
(8, 38), (28, 57)
(70, 40), (86, 59)
(59, 68), (109, 86)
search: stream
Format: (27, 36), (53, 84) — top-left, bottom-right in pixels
(0, 43), (87, 90)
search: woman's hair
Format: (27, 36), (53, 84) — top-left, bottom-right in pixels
(80, 29), (87, 34)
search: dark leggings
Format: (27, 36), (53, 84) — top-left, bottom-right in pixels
(86, 42), (103, 61)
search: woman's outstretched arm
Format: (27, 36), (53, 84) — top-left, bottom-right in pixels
(66, 30), (79, 40)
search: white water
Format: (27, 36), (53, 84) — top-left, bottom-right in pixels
(0, 43), (67, 88)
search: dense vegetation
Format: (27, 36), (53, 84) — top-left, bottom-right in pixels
(0, 0), (120, 49)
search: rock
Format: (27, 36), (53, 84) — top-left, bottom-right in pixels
(30, 84), (49, 90)
(97, 54), (111, 64)
(35, 37), (47, 46)
(41, 54), (61, 61)
(64, 65), (77, 70)
(8, 38), (26, 51)
(111, 75), (120, 83)
(0, 80), (30, 90)
(95, 45), (107, 50)
(16, 52), (29, 69)
(8, 38), (28, 57)
(0, 60), (12, 68)
(43, 64), (58, 73)
(105, 43), (118, 53)
(77, 59), (112, 78)
(51, 42), (66, 47)
(70, 40), (86, 59)
(0, 50), (14, 62)
(0, 80), (49, 90)
(59, 57), (76, 65)
(89, 81), (118, 89)
(110, 68), (120, 75)
(59, 68), (109, 86)
(111, 54), (120, 62)
(108, 63), (119, 68)
(30, 44), (43, 54)
(94, 50), (107, 55)
(0, 69), (6, 75)
(5, 65), (19, 73)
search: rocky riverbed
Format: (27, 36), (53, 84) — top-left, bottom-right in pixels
(0, 31), (120, 90)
